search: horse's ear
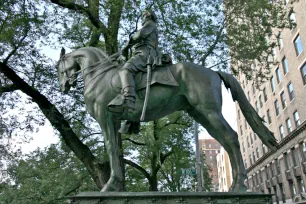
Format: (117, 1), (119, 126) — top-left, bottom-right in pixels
(60, 47), (66, 59)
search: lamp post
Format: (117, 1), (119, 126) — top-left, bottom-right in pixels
(194, 121), (203, 191)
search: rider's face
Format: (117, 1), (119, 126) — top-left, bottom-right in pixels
(142, 11), (151, 22)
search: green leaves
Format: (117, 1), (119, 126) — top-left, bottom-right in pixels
(0, 144), (97, 204)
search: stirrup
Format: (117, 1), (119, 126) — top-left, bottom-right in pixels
(107, 94), (135, 113)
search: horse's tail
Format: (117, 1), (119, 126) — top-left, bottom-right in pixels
(217, 71), (278, 150)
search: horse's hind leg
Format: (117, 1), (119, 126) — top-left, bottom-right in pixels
(187, 107), (247, 192)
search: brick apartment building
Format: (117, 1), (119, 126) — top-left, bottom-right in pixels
(199, 138), (221, 191)
(234, 1), (306, 203)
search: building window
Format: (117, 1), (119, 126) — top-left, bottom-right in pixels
(256, 148), (260, 159)
(303, 143), (306, 161)
(284, 152), (291, 169)
(276, 67), (282, 84)
(287, 82), (294, 101)
(293, 111), (300, 127)
(242, 142), (245, 153)
(253, 152), (256, 162)
(262, 144), (267, 154)
(270, 163), (275, 177)
(280, 91), (287, 109)
(263, 88), (268, 102)
(279, 125), (284, 139)
(209, 144), (211, 148)
(274, 100), (280, 116)
(292, 148), (299, 167)
(247, 136), (250, 147)
(298, 178), (305, 193)
(294, 34), (304, 56)
(209, 150), (212, 154)
(259, 95), (263, 108)
(252, 83), (256, 95)
(263, 115), (267, 126)
(278, 33), (283, 49)
(267, 109), (272, 124)
(276, 159), (281, 175)
(289, 12), (297, 29)
(270, 76), (275, 92)
(280, 184), (286, 203)
(247, 91), (251, 101)
(250, 133), (253, 144)
(240, 125), (243, 135)
(238, 110), (241, 119)
(249, 155), (253, 166)
(210, 156), (212, 160)
(215, 150), (218, 154)
(254, 133), (257, 141)
(301, 63), (306, 85)
(286, 118), (292, 133)
(289, 181), (296, 199)
(282, 57), (289, 74)
(244, 119), (247, 129)
(255, 101), (259, 112)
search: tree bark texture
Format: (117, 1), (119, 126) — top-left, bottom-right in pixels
(0, 62), (109, 189)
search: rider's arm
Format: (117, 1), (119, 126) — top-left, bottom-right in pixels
(131, 21), (156, 42)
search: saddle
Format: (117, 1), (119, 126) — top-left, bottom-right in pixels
(110, 65), (178, 94)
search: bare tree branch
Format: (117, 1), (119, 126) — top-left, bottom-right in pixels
(200, 23), (225, 66)
(48, 0), (109, 34)
(124, 158), (150, 180)
(122, 138), (146, 146)
(3, 26), (30, 64)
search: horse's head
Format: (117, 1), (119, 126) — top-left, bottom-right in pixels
(56, 48), (79, 93)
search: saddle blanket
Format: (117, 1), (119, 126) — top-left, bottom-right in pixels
(111, 66), (179, 93)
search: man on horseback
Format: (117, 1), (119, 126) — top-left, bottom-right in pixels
(108, 9), (159, 113)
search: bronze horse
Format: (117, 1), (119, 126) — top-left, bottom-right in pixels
(56, 47), (277, 192)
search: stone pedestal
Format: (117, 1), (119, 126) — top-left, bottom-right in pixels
(67, 192), (272, 204)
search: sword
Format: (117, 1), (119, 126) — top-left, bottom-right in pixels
(140, 55), (153, 121)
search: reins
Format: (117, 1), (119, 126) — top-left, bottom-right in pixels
(59, 52), (119, 89)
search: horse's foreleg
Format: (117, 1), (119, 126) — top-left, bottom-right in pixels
(99, 116), (124, 192)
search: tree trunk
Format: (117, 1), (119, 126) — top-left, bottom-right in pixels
(0, 62), (108, 189)
(149, 175), (158, 191)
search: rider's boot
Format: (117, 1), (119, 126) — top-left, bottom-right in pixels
(119, 69), (136, 112)
(108, 68), (136, 113)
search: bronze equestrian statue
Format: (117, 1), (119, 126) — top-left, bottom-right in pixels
(56, 10), (278, 192)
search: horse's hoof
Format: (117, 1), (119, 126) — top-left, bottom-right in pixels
(229, 184), (247, 192)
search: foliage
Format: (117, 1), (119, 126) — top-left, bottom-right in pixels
(124, 112), (212, 191)
(0, 144), (97, 204)
(225, 0), (291, 85)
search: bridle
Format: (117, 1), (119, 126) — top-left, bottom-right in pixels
(58, 54), (78, 85)
(58, 52), (120, 88)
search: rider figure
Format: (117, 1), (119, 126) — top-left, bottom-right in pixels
(117, 10), (159, 112)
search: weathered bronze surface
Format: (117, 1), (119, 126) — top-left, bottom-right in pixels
(67, 192), (273, 204)
(56, 45), (278, 192)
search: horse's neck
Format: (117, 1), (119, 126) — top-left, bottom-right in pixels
(77, 48), (117, 88)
